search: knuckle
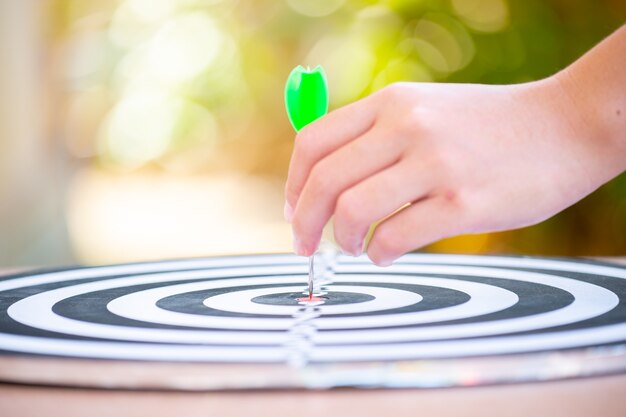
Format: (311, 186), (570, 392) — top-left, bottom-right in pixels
(393, 107), (425, 139)
(380, 82), (409, 102)
(437, 184), (469, 216)
(441, 187), (461, 207)
(371, 84), (400, 111)
(405, 107), (427, 129)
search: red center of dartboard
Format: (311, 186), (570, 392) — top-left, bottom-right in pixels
(296, 296), (324, 303)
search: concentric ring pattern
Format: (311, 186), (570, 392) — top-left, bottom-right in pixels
(1, 254), (625, 364)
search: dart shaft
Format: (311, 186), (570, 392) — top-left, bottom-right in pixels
(308, 255), (314, 299)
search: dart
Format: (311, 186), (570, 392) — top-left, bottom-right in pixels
(284, 65), (329, 300)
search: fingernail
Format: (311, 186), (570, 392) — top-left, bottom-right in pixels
(376, 259), (392, 267)
(344, 238), (364, 257)
(354, 239), (364, 257)
(284, 201), (294, 223)
(343, 246), (360, 257)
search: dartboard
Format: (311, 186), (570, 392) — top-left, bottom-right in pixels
(1, 254), (625, 389)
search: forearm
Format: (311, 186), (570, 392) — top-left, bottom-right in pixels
(555, 24), (626, 174)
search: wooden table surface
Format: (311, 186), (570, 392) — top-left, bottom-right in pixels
(1, 373), (626, 417)
(1, 257), (625, 417)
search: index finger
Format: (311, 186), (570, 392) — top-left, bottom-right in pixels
(284, 93), (380, 215)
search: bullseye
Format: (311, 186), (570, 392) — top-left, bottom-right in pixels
(296, 296), (324, 303)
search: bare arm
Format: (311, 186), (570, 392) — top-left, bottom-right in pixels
(555, 24), (626, 180)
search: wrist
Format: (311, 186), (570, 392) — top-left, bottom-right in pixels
(550, 68), (626, 176)
(550, 25), (626, 173)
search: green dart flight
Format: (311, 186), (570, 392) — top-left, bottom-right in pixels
(284, 65), (329, 132)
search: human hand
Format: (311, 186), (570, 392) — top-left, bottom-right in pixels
(284, 74), (625, 265)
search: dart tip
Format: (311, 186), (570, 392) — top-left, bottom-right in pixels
(296, 295), (324, 303)
(307, 255), (315, 302)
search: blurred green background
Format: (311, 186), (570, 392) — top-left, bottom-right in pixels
(0, 0), (624, 267)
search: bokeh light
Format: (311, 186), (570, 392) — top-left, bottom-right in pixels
(0, 0), (625, 267)
(451, 0), (510, 33)
(147, 13), (223, 84)
(306, 36), (377, 106)
(286, 0), (346, 17)
(102, 90), (181, 169)
(413, 14), (475, 74)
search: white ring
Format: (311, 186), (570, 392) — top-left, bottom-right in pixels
(1, 256), (624, 362)
(106, 274), (514, 329)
